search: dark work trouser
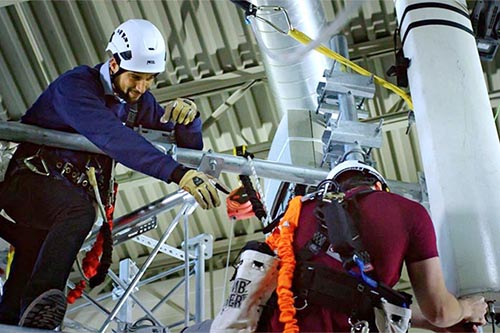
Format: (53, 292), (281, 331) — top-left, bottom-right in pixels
(0, 169), (96, 324)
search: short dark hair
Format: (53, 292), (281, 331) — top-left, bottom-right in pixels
(336, 171), (379, 191)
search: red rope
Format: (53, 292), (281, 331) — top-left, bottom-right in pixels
(67, 185), (117, 304)
(67, 280), (86, 304)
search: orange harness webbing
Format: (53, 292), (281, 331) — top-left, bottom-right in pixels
(265, 196), (303, 333)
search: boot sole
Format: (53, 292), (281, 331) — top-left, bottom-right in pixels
(19, 289), (67, 330)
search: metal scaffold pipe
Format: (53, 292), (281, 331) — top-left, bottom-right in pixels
(0, 121), (328, 185)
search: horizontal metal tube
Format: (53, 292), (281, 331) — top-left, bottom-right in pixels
(0, 121), (328, 184)
(176, 147), (327, 185)
(0, 122), (103, 153)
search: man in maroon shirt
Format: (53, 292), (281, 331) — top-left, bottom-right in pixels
(183, 160), (487, 333)
(262, 160), (487, 332)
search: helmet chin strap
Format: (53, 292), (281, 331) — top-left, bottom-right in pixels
(110, 54), (130, 101)
(111, 79), (128, 102)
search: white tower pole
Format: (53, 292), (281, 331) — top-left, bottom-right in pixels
(394, 0), (500, 297)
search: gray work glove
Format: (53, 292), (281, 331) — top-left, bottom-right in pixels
(161, 98), (198, 125)
(179, 170), (229, 210)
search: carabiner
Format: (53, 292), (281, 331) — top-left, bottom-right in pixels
(250, 6), (293, 35)
(23, 150), (50, 177)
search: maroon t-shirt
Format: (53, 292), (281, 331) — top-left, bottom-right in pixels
(265, 190), (439, 332)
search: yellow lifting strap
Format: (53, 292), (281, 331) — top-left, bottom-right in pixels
(287, 28), (414, 111)
(6, 245), (14, 278)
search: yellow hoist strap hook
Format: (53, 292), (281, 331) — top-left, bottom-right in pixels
(247, 4), (414, 111)
(287, 28), (414, 110)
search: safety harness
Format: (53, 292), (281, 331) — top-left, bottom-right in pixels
(68, 103), (141, 303)
(265, 187), (412, 333)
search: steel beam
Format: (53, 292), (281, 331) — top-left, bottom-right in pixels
(153, 66), (266, 103)
(0, 0), (29, 8)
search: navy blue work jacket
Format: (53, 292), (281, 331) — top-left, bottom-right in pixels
(17, 62), (202, 186)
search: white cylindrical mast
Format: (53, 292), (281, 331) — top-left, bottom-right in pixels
(394, 0), (500, 297)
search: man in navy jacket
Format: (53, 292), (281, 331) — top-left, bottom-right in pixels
(0, 19), (224, 329)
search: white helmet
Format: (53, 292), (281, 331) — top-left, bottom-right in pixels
(106, 19), (166, 73)
(327, 160), (388, 188)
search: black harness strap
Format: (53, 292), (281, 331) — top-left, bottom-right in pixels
(300, 187), (375, 270)
(293, 261), (412, 315)
(295, 227), (330, 262)
(293, 262), (374, 316)
(125, 102), (140, 128)
(262, 212), (284, 234)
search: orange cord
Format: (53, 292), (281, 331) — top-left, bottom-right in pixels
(266, 196), (303, 333)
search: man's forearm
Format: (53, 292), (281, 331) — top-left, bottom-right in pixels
(411, 301), (440, 331)
(411, 295), (481, 332)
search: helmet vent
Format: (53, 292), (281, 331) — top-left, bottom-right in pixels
(116, 29), (129, 48)
(119, 51), (132, 60)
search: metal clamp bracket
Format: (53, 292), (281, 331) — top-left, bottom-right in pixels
(324, 120), (383, 149)
(184, 233), (214, 259)
(197, 153), (225, 178)
(320, 71), (376, 99)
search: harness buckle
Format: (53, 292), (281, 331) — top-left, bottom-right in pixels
(60, 161), (74, 176)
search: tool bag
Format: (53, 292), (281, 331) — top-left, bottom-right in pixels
(211, 241), (279, 333)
